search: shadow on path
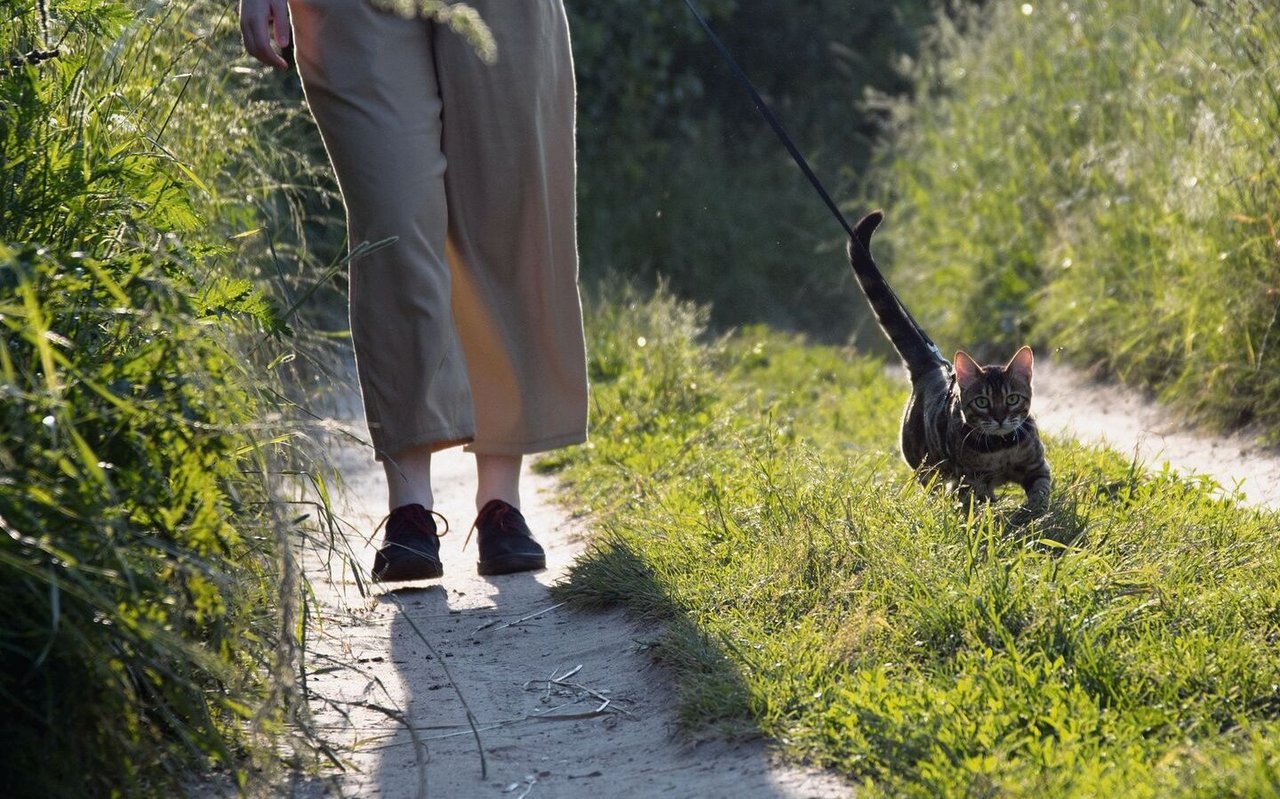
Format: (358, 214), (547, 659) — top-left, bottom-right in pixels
(301, 436), (852, 798)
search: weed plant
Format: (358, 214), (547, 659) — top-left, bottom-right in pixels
(553, 287), (1280, 796)
(1, 0), (341, 793)
(869, 0), (1280, 434)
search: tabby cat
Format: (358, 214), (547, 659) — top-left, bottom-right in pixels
(847, 210), (1051, 513)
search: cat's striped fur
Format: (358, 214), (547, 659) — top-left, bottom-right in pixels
(847, 211), (1051, 512)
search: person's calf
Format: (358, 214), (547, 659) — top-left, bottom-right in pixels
(474, 452), (521, 511)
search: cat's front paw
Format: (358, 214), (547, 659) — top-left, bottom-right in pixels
(1024, 488), (1050, 513)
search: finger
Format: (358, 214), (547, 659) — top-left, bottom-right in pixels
(240, 0), (289, 70)
(246, 29), (288, 70)
(270, 0), (292, 50)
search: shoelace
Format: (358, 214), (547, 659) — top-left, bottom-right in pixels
(369, 504), (449, 547)
(463, 500), (519, 550)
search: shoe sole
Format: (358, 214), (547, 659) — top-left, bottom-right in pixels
(372, 558), (444, 582)
(477, 554), (546, 576)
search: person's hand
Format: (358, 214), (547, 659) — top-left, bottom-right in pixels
(239, 0), (291, 71)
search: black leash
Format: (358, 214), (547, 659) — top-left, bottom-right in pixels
(682, 1), (950, 358)
(680, 0), (857, 240)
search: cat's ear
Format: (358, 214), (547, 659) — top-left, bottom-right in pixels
(953, 350), (981, 388)
(1005, 346), (1034, 383)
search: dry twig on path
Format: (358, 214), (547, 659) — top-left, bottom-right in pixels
(474, 601), (568, 634)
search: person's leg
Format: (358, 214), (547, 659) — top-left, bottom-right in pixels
(290, 0), (461, 580)
(430, 1), (585, 575)
(474, 453), (521, 511)
(435, 0), (589, 459)
(289, 0), (475, 468)
(385, 444), (434, 512)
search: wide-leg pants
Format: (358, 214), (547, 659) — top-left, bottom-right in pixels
(289, 0), (589, 459)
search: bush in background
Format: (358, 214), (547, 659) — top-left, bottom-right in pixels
(568, 0), (950, 338)
(872, 0), (1280, 432)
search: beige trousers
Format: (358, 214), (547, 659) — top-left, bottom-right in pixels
(289, 0), (589, 459)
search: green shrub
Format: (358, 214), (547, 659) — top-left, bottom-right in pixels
(0, 245), (286, 797)
(1, 0), (322, 793)
(568, 0), (950, 337)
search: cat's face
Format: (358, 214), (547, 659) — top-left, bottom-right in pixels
(953, 346), (1035, 436)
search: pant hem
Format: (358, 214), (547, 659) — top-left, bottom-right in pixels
(374, 430), (476, 462)
(463, 430), (587, 457)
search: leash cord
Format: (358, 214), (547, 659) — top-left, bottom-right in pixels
(681, 0), (949, 352)
(680, 0), (857, 240)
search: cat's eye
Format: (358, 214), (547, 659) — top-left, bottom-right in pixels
(1006, 394), (1023, 406)
(972, 397), (991, 409)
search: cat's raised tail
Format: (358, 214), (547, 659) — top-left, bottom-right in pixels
(847, 211), (947, 379)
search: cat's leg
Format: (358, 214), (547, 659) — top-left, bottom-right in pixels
(1020, 464), (1052, 515)
(966, 481), (997, 505)
(944, 473), (994, 511)
(900, 400), (929, 469)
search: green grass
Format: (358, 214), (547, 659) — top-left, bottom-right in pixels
(550, 287), (1280, 797)
(1, 0), (340, 793)
(868, 0), (1280, 435)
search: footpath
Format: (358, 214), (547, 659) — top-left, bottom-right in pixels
(296, 421), (850, 798)
(1034, 363), (1279, 510)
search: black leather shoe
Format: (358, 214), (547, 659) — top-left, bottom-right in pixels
(473, 500), (546, 576)
(372, 504), (445, 582)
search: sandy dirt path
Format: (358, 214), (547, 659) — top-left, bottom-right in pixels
(296, 362), (1278, 798)
(1034, 363), (1280, 510)
(296, 420), (852, 798)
